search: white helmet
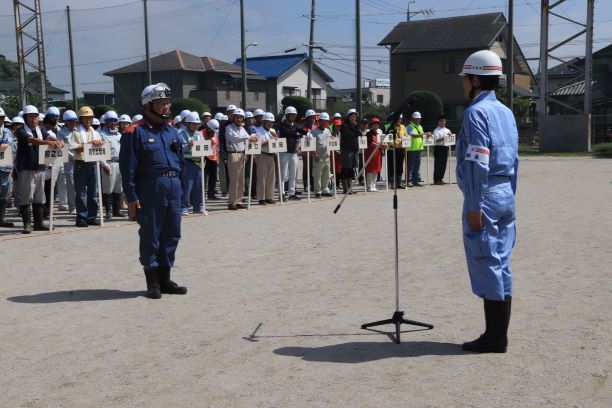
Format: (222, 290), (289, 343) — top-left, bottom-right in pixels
(233, 108), (245, 117)
(11, 116), (25, 124)
(141, 83), (171, 105)
(47, 106), (61, 117)
(119, 114), (132, 123)
(245, 111), (254, 118)
(333, 112), (342, 118)
(173, 115), (181, 123)
(105, 111), (119, 121)
(179, 110), (191, 121)
(132, 114), (143, 124)
(319, 112), (330, 121)
(184, 111), (201, 124)
(305, 109), (316, 118)
(222, 114), (228, 121)
(263, 112), (275, 122)
(23, 105), (39, 115)
(207, 119), (220, 132)
(92, 118), (101, 126)
(202, 111), (211, 118)
(214, 112), (224, 121)
(18, 110), (24, 117)
(253, 109), (264, 117)
(411, 111), (422, 119)
(460, 50), (503, 77)
(3, 117), (11, 124)
(347, 108), (358, 116)
(226, 104), (237, 112)
(63, 110), (78, 121)
(0, 107), (5, 116)
(284, 106), (297, 115)
(38, 113), (45, 121)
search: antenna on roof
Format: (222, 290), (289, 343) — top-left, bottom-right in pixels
(407, 2), (434, 21)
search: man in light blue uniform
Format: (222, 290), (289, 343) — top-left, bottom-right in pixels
(57, 110), (77, 213)
(177, 111), (204, 214)
(100, 111), (125, 219)
(456, 50), (518, 353)
(0, 107), (15, 228)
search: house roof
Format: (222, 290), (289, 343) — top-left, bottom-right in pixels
(499, 78), (538, 98)
(104, 50), (257, 76)
(550, 80), (588, 96)
(233, 53), (334, 82)
(379, 13), (506, 53)
(0, 80), (69, 94)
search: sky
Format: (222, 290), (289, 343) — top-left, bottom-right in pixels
(0, 0), (610, 98)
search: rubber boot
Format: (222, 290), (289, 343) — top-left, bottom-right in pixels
(112, 193), (126, 217)
(158, 266), (187, 295)
(341, 175), (349, 194)
(0, 200), (15, 227)
(103, 194), (112, 220)
(143, 267), (161, 299)
(20, 205), (32, 234)
(32, 203), (50, 231)
(462, 298), (509, 353)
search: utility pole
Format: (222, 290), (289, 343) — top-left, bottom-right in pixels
(584, 0), (594, 115)
(143, 0), (152, 84)
(66, 6), (78, 110)
(355, 0), (362, 117)
(406, 0), (416, 21)
(306, 0), (316, 105)
(240, 0), (247, 109)
(506, 0), (514, 110)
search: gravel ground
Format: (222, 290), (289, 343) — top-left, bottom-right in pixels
(1, 156), (611, 407)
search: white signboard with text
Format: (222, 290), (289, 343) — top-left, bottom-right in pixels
(327, 136), (340, 151)
(0, 148), (12, 167)
(423, 133), (435, 147)
(191, 140), (213, 157)
(38, 145), (69, 165)
(358, 136), (368, 150)
(401, 136), (411, 148)
(301, 136), (316, 152)
(245, 140), (262, 155)
(268, 138), (287, 153)
(83, 142), (111, 162)
(445, 133), (456, 146)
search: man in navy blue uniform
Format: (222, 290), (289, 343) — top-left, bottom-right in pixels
(456, 50), (519, 353)
(119, 83), (187, 299)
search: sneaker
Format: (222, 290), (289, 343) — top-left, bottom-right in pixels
(58, 205), (69, 211)
(407, 182), (414, 188)
(258, 200), (267, 206)
(434, 181), (446, 185)
(181, 210), (190, 216)
(414, 182), (424, 187)
(192, 209), (204, 214)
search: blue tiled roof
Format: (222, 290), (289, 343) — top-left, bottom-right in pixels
(234, 53), (333, 82)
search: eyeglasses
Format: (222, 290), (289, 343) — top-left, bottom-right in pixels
(152, 99), (172, 107)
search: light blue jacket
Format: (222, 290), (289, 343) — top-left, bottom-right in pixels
(0, 126), (15, 172)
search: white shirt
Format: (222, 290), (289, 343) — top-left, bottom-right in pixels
(433, 126), (451, 145)
(225, 123), (250, 152)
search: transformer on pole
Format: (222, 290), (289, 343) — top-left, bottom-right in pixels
(13, 0), (48, 110)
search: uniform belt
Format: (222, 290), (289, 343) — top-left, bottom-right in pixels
(75, 160), (94, 165)
(139, 170), (180, 178)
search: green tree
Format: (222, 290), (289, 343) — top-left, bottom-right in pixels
(93, 104), (115, 117)
(280, 96), (313, 118)
(406, 90), (444, 129)
(171, 98), (206, 117)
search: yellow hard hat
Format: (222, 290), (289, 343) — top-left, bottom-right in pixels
(78, 106), (94, 117)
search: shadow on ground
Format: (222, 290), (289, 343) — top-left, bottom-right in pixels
(7, 289), (143, 303)
(274, 341), (465, 363)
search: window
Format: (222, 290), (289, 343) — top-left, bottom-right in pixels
(377, 94), (384, 104)
(443, 57), (455, 73)
(405, 59), (416, 71)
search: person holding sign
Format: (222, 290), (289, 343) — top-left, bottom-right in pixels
(178, 111), (205, 215)
(457, 50), (518, 353)
(278, 106), (306, 201)
(339, 109), (361, 194)
(225, 108), (258, 210)
(203, 119), (220, 200)
(301, 109), (318, 194)
(119, 83), (186, 299)
(365, 118), (383, 192)
(311, 112), (333, 198)
(255, 112), (278, 205)
(57, 110), (78, 213)
(100, 111), (126, 219)
(0, 107), (15, 228)
(406, 111), (428, 187)
(388, 116), (406, 188)
(14, 105), (63, 234)
(433, 115), (452, 185)
(69, 106), (104, 227)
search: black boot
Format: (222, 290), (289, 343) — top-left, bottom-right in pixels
(32, 203), (50, 231)
(103, 194), (112, 219)
(143, 267), (161, 299)
(462, 298), (509, 353)
(0, 199), (14, 227)
(158, 266), (187, 295)
(20, 205), (32, 234)
(112, 193), (126, 217)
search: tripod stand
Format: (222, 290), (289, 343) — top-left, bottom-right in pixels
(334, 131), (433, 344)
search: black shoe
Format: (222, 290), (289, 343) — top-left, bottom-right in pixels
(315, 194), (321, 199)
(207, 195), (221, 201)
(76, 220), (89, 227)
(87, 219), (100, 226)
(414, 182), (424, 187)
(295, 190), (302, 195)
(265, 199), (276, 204)
(32, 203), (51, 231)
(434, 180), (446, 185)
(462, 298), (509, 353)
(236, 203), (246, 209)
(158, 266), (187, 295)
(143, 267), (161, 299)
(321, 192), (333, 197)
(258, 200), (267, 206)
(228, 204), (238, 210)
(288, 195), (301, 201)
(112, 194), (127, 217)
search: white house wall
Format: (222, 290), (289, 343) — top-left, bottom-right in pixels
(275, 62), (329, 113)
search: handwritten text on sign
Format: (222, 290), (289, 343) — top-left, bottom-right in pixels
(0, 149), (12, 167)
(301, 137), (316, 152)
(245, 140), (261, 155)
(83, 142), (111, 162)
(267, 138), (287, 153)
(326, 136), (340, 151)
(401, 136), (411, 148)
(191, 140), (213, 157)
(423, 134), (435, 147)
(38, 145), (69, 165)
(445, 134), (456, 146)
(358, 136), (368, 150)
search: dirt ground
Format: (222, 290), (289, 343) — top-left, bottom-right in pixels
(1, 156), (611, 407)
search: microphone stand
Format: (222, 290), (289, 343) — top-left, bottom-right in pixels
(334, 131), (433, 344)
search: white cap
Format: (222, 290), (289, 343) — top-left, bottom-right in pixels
(92, 118), (100, 126)
(11, 116), (25, 124)
(305, 109), (316, 117)
(141, 83), (171, 105)
(179, 110), (191, 121)
(105, 111), (119, 121)
(207, 119), (220, 132)
(284, 106), (297, 115)
(202, 111), (211, 117)
(233, 108), (245, 117)
(222, 114), (228, 121)
(411, 111), (422, 119)
(0, 107), (5, 116)
(119, 114), (132, 123)
(245, 111), (254, 118)
(184, 111), (201, 124)
(214, 112), (224, 121)
(253, 109), (264, 117)
(263, 112), (275, 122)
(226, 104), (237, 112)
(63, 110), (78, 121)
(459, 50), (503, 77)
(132, 114), (143, 124)
(347, 108), (358, 116)
(23, 105), (39, 115)
(319, 112), (330, 121)
(47, 106), (61, 116)
(333, 113), (342, 118)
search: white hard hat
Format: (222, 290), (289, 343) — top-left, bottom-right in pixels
(319, 112), (330, 121)
(0, 107), (5, 116)
(47, 106), (61, 117)
(38, 113), (45, 121)
(105, 111), (119, 121)
(18, 110), (24, 117)
(173, 115), (181, 123)
(226, 104), (237, 112)
(222, 114), (228, 121)
(179, 110), (191, 121)
(132, 114), (143, 124)
(284, 106), (297, 115)
(233, 108), (245, 117)
(305, 109), (316, 118)
(23, 105), (39, 115)
(411, 111), (422, 119)
(214, 112), (224, 121)
(253, 109), (264, 117)
(347, 108), (358, 116)
(4, 117), (11, 124)
(100, 113), (106, 122)
(202, 111), (211, 117)
(460, 50), (503, 77)
(141, 83), (172, 105)
(63, 110), (78, 121)
(207, 119), (220, 132)
(11, 116), (25, 124)
(118, 114), (132, 123)
(184, 111), (201, 124)
(263, 112), (275, 122)
(92, 118), (100, 126)
(333, 112), (342, 118)
(245, 111), (254, 118)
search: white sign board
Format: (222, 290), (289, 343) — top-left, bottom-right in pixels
(83, 142), (111, 162)
(358, 136), (368, 150)
(401, 136), (411, 148)
(38, 145), (69, 165)
(382, 134), (393, 143)
(301, 136), (316, 152)
(445, 133), (456, 146)
(423, 133), (435, 147)
(191, 140), (213, 157)
(0, 148), (12, 167)
(268, 138), (287, 153)
(327, 136), (340, 151)
(245, 140), (262, 155)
